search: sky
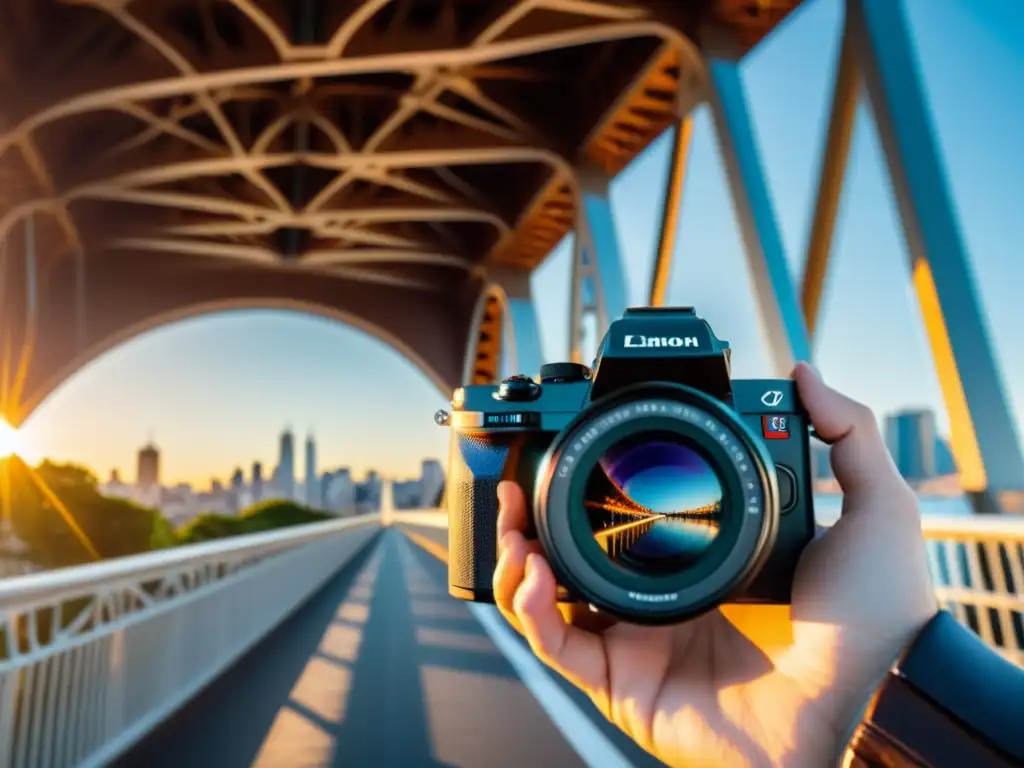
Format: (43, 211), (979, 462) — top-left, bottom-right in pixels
(19, 0), (1024, 488)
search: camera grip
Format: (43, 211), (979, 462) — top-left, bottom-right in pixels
(446, 432), (511, 602)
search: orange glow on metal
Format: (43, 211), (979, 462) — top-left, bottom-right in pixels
(911, 258), (985, 491)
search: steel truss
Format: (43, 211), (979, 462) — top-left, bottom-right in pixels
(567, 0), (1023, 512)
(0, 0), (709, 422)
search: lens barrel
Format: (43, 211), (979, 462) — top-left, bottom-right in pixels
(534, 383), (779, 625)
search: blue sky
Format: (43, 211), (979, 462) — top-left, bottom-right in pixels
(20, 0), (1024, 487)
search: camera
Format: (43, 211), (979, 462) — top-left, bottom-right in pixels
(440, 307), (815, 625)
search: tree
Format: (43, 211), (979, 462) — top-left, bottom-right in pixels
(0, 456), (173, 569)
(177, 500), (332, 544)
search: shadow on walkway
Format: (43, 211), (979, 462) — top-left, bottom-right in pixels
(117, 529), (582, 768)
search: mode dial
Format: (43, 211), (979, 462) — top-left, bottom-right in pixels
(539, 362), (592, 384)
(495, 374), (541, 402)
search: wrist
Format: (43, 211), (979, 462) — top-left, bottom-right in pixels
(832, 669), (892, 767)
(831, 612), (941, 766)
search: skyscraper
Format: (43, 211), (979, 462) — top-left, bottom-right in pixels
(278, 429), (295, 501)
(420, 458), (445, 507)
(884, 409), (937, 481)
(934, 437), (957, 476)
(305, 434), (318, 508)
(324, 468), (355, 514)
(251, 461), (264, 503)
(137, 442), (160, 489)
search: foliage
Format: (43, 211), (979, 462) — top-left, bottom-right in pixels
(0, 457), (339, 568)
(176, 499), (332, 544)
(1, 457), (170, 569)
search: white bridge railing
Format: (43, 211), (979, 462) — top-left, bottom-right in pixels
(0, 515), (381, 768)
(917, 515), (1024, 666)
(398, 508), (1024, 667)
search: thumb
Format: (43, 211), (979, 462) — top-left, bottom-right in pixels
(792, 362), (906, 504)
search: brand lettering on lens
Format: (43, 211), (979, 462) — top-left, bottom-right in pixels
(628, 592), (679, 603)
(624, 335), (699, 349)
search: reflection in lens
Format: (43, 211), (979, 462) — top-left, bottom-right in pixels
(583, 432), (724, 575)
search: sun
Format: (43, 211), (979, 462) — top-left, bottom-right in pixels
(0, 419), (25, 459)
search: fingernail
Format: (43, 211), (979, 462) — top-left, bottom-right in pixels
(497, 482), (511, 509)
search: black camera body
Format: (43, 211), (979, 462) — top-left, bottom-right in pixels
(443, 307), (815, 624)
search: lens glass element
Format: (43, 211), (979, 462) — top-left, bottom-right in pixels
(583, 431), (725, 575)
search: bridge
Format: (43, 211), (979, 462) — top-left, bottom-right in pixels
(592, 513), (661, 558)
(586, 494), (722, 559)
(0, 0), (1022, 766)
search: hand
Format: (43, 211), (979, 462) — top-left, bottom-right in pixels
(492, 363), (938, 767)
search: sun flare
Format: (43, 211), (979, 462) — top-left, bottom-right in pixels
(0, 419), (26, 460)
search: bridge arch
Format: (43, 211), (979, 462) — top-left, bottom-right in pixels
(461, 272), (544, 386)
(18, 297), (454, 426)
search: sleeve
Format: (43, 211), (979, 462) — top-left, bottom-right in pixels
(838, 610), (1024, 767)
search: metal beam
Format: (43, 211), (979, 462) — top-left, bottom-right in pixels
(649, 117), (693, 307)
(498, 270), (545, 381)
(801, 19), (860, 339)
(707, 60), (811, 375)
(849, 0), (1024, 512)
(570, 172), (628, 365)
(75, 248), (86, 351)
(462, 267), (544, 385)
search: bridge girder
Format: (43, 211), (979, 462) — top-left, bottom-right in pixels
(1, 0), (799, 423)
(3, 0), (773, 423)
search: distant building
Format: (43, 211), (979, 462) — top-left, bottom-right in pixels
(934, 436), (957, 476)
(884, 409), (937, 481)
(162, 484), (199, 527)
(420, 458), (445, 507)
(392, 479), (424, 509)
(324, 469), (356, 514)
(137, 443), (160, 489)
(278, 429), (295, 501)
(305, 434), (318, 508)
(230, 467), (245, 513)
(362, 470), (381, 511)
(251, 461), (264, 503)
(103, 469), (132, 500)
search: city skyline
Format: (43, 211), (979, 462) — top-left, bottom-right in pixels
(105, 427), (440, 491)
(11, 0), (1024, 485)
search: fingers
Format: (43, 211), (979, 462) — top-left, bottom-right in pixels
(513, 553), (609, 694)
(494, 481), (541, 629)
(492, 482), (609, 695)
(494, 527), (539, 629)
(793, 363), (911, 507)
(497, 481), (527, 542)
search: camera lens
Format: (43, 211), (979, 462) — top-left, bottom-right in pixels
(535, 383), (778, 625)
(584, 431), (724, 576)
